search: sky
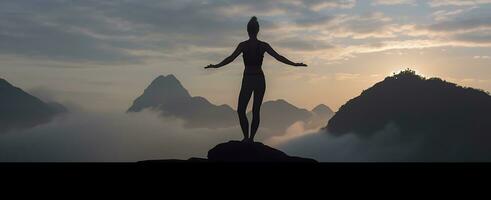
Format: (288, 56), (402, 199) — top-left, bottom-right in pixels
(1, 0), (491, 112)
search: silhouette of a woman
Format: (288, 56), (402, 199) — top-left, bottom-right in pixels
(205, 16), (307, 142)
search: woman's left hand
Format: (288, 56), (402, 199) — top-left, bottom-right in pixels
(204, 64), (217, 69)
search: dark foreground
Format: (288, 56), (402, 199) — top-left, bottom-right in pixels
(1, 141), (490, 183)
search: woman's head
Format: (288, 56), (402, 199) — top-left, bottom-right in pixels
(247, 16), (259, 38)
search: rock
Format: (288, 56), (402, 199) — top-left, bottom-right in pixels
(207, 141), (317, 162)
(139, 141), (317, 163)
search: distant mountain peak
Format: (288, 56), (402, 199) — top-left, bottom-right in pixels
(128, 74), (238, 128)
(127, 74), (192, 112)
(274, 99), (288, 103)
(148, 74), (186, 91)
(313, 104), (330, 110)
(312, 104), (333, 114)
(265, 99), (297, 108)
(154, 74), (177, 82)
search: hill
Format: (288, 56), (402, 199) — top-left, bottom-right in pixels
(0, 78), (67, 133)
(327, 70), (491, 142)
(327, 69), (491, 136)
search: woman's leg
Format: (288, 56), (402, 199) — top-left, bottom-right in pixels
(237, 76), (253, 141)
(250, 75), (265, 141)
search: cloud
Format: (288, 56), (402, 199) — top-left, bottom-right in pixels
(278, 123), (491, 162)
(301, 0), (357, 10)
(0, 111), (243, 161)
(372, 0), (416, 6)
(7, 0), (441, 66)
(0, 1), (146, 64)
(280, 5), (491, 59)
(277, 124), (423, 162)
(0, 17), (140, 64)
(28, 87), (58, 102)
(0, 0), (359, 65)
(473, 55), (490, 59)
(274, 37), (335, 51)
(0, 1), (233, 63)
(431, 7), (476, 21)
(1, 0), (490, 65)
(321, 8), (491, 59)
(334, 13), (397, 39)
(428, 0), (491, 7)
(452, 29), (491, 43)
(291, 12), (396, 39)
(265, 121), (322, 146)
(335, 73), (361, 81)
(0, 106), (322, 161)
(425, 16), (491, 33)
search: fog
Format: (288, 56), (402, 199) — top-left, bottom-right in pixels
(0, 82), (324, 162)
(278, 123), (491, 162)
(2, 110), (490, 162)
(0, 111), (243, 162)
(277, 124), (420, 162)
(0, 108), (317, 162)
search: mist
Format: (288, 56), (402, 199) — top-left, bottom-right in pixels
(0, 107), (319, 161)
(0, 110), (245, 162)
(277, 123), (491, 162)
(2, 108), (489, 162)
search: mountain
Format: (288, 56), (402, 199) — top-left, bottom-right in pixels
(127, 75), (236, 128)
(127, 74), (192, 112)
(312, 104), (334, 119)
(128, 75), (334, 132)
(248, 101), (334, 134)
(327, 69), (491, 137)
(305, 104), (335, 130)
(248, 99), (313, 131)
(0, 78), (67, 133)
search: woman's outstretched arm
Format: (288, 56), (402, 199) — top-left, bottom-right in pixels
(205, 42), (244, 69)
(265, 43), (307, 67)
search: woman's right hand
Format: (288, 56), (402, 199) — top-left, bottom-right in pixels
(295, 63), (308, 67)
